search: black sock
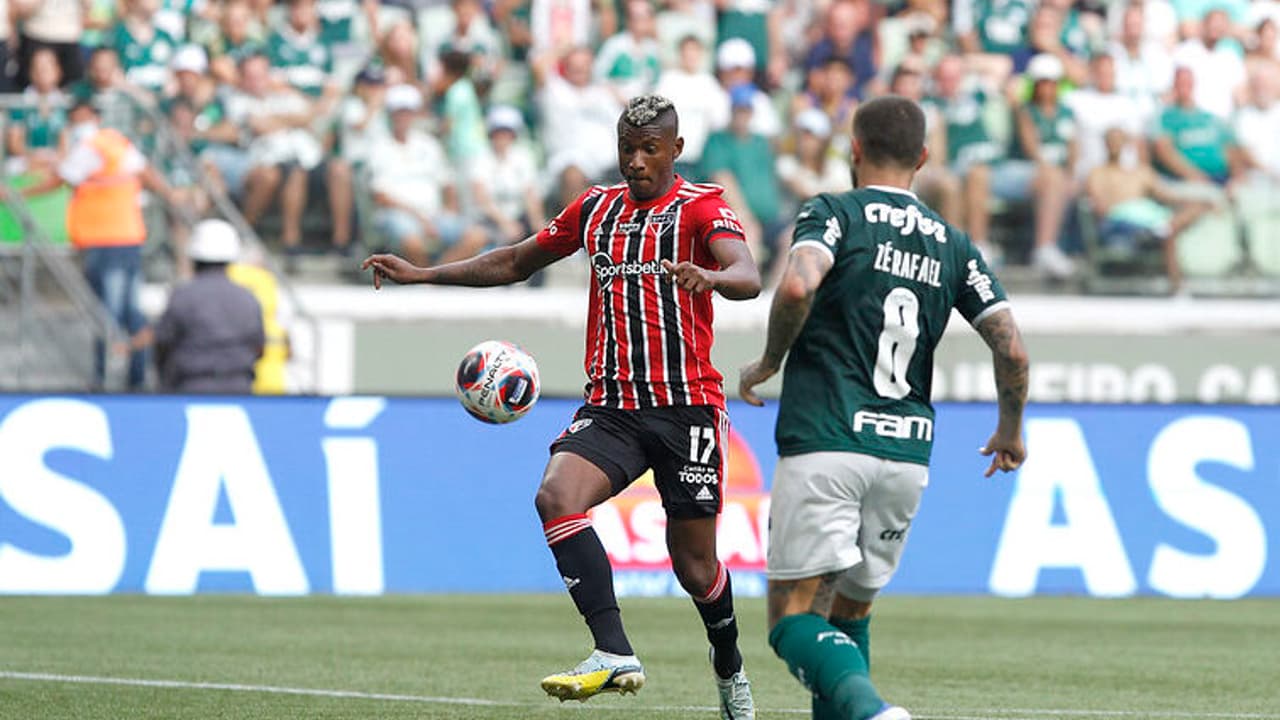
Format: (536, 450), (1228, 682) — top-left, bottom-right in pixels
(544, 514), (633, 656)
(693, 562), (742, 678)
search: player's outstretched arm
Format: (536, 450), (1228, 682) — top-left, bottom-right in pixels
(361, 235), (562, 289)
(976, 308), (1030, 477)
(739, 246), (833, 406)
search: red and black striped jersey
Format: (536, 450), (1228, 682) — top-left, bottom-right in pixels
(536, 176), (747, 411)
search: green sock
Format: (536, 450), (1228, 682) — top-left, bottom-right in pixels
(835, 615), (871, 669)
(769, 614), (884, 720)
(813, 616), (872, 720)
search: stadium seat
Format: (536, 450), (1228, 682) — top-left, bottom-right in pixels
(1234, 183), (1280, 276)
(1176, 209), (1243, 277)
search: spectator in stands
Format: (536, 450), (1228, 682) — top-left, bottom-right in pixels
(245, 0), (274, 39)
(368, 84), (487, 267)
(313, 0), (378, 46)
(167, 46), (250, 198)
(715, 0), (785, 87)
(205, 0), (265, 87)
(1109, 2), (1173, 121)
(954, 0), (1034, 56)
(6, 47), (67, 176)
(1245, 18), (1280, 85)
(491, 0), (535, 64)
(530, 0), (615, 58)
(1086, 127), (1212, 293)
(0, 0), (14, 92)
(338, 64), (389, 170)
(654, 34), (728, 179)
(594, 0), (662, 102)
(227, 54), (354, 269)
(161, 98), (213, 277)
(1152, 66), (1244, 196)
(804, 0), (878, 99)
(268, 0), (336, 99)
(701, 83), (783, 272)
(18, 99), (175, 390)
(792, 56), (858, 154)
(153, 219), (265, 393)
(655, 0), (716, 71)
(435, 50), (488, 171)
(1234, 71), (1280, 186)
(109, 0), (178, 96)
(13, 0), (87, 87)
(775, 108), (850, 213)
(377, 19), (425, 88)
(1003, 54), (1077, 278)
(469, 105), (545, 248)
(428, 0), (504, 87)
(532, 45), (621, 208)
(1067, 52), (1146, 182)
(1172, 7), (1246, 119)
(715, 38), (781, 138)
(68, 47), (154, 133)
(923, 54), (1002, 260)
(886, 61), (962, 228)
(1010, 4), (1088, 85)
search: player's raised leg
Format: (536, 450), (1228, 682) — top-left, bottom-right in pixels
(535, 451), (644, 701)
(669, 516), (755, 719)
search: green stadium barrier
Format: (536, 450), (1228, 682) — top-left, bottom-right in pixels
(0, 173), (71, 246)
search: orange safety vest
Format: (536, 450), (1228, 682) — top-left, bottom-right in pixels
(67, 129), (146, 248)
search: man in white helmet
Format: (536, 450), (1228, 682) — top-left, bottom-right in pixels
(153, 219), (265, 393)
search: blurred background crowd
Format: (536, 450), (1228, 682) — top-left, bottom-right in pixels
(0, 0), (1278, 294)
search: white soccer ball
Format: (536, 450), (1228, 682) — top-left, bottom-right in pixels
(454, 340), (541, 424)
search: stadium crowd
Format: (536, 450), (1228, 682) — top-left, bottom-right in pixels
(1, 0), (1279, 288)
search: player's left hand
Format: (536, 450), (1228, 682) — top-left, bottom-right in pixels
(661, 259), (716, 293)
(738, 358), (778, 407)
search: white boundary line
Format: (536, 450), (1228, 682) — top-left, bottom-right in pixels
(3, 671), (1279, 719)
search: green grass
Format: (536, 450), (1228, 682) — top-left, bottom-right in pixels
(1, 594), (1277, 719)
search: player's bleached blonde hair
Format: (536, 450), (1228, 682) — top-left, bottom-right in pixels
(622, 94), (676, 127)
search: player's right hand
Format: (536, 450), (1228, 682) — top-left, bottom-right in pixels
(979, 432), (1026, 478)
(738, 359), (778, 407)
(361, 253), (421, 289)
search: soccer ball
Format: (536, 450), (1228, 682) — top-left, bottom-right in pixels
(455, 340), (541, 424)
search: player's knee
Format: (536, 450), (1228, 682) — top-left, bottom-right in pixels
(670, 551), (717, 597)
(533, 481), (587, 522)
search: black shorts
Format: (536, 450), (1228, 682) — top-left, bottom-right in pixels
(549, 404), (728, 519)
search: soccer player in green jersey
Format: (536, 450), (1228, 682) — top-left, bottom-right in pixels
(739, 95), (1030, 720)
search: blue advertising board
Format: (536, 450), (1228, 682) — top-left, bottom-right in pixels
(0, 395), (1276, 597)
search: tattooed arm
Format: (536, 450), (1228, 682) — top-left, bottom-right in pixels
(975, 308), (1030, 477)
(361, 235), (563, 289)
(739, 246), (834, 405)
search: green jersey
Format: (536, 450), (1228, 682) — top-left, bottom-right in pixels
(1154, 105), (1234, 182)
(923, 89), (1003, 169)
(267, 26), (333, 96)
(1011, 102), (1076, 167)
(110, 22), (178, 94)
(776, 186), (1009, 465)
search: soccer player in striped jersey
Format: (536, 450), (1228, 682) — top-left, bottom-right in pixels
(363, 95), (761, 718)
(739, 95), (1030, 719)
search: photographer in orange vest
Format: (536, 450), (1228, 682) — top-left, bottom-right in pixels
(23, 99), (175, 390)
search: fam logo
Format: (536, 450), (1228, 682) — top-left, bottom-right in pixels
(591, 253), (664, 287)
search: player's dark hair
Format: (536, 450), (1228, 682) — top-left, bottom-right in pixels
(853, 95), (926, 170)
(620, 94), (678, 133)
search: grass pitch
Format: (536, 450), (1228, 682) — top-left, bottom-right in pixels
(0, 594), (1276, 719)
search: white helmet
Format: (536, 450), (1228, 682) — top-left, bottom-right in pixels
(189, 219), (241, 263)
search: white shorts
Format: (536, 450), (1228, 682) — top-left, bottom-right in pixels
(766, 451), (929, 601)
